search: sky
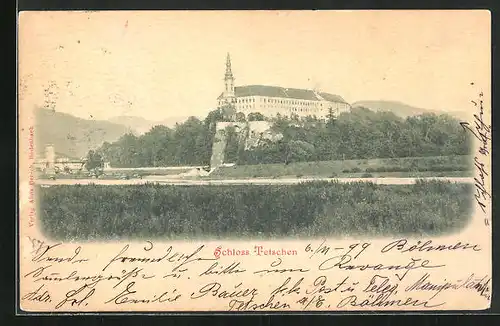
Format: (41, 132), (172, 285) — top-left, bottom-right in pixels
(19, 10), (490, 121)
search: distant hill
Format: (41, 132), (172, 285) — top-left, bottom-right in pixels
(351, 101), (433, 118)
(159, 116), (190, 128)
(351, 100), (466, 120)
(108, 116), (157, 135)
(35, 108), (131, 158)
(109, 116), (189, 135)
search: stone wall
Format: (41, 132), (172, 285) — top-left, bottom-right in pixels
(209, 121), (282, 169)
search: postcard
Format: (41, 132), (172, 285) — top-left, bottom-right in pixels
(18, 10), (491, 312)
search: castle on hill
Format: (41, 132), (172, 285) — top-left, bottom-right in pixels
(216, 53), (351, 120)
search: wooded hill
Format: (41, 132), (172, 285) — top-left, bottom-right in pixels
(35, 108), (131, 158)
(97, 106), (471, 168)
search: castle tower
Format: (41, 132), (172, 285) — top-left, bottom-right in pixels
(223, 53), (235, 98)
(221, 53), (236, 120)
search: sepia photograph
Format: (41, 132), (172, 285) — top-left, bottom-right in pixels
(18, 10), (491, 312)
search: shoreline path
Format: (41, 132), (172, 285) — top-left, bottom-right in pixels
(35, 177), (473, 186)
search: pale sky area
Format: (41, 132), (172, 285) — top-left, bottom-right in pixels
(19, 10), (490, 121)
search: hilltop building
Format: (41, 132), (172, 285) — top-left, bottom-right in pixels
(216, 53), (351, 120)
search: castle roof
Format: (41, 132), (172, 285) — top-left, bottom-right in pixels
(218, 85), (347, 103)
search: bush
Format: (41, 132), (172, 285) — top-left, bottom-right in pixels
(38, 181), (473, 240)
(361, 173), (373, 178)
(351, 167), (362, 173)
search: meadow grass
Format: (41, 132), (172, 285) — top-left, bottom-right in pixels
(38, 180), (472, 241)
(209, 155), (472, 179)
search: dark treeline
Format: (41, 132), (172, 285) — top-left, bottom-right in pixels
(98, 106), (471, 167)
(99, 109), (226, 167)
(236, 107), (471, 165)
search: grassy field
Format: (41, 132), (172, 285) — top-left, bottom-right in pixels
(37, 156), (471, 180)
(209, 155), (472, 179)
(38, 180), (472, 241)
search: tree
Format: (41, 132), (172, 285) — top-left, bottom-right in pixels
(221, 103), (237, 121)
(235, 112), (246, 122)
(247, 112), (266, 121)
(204, 108), (225, 130)
(326, 107), (336, 127)
(85, 150), (104, 177)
